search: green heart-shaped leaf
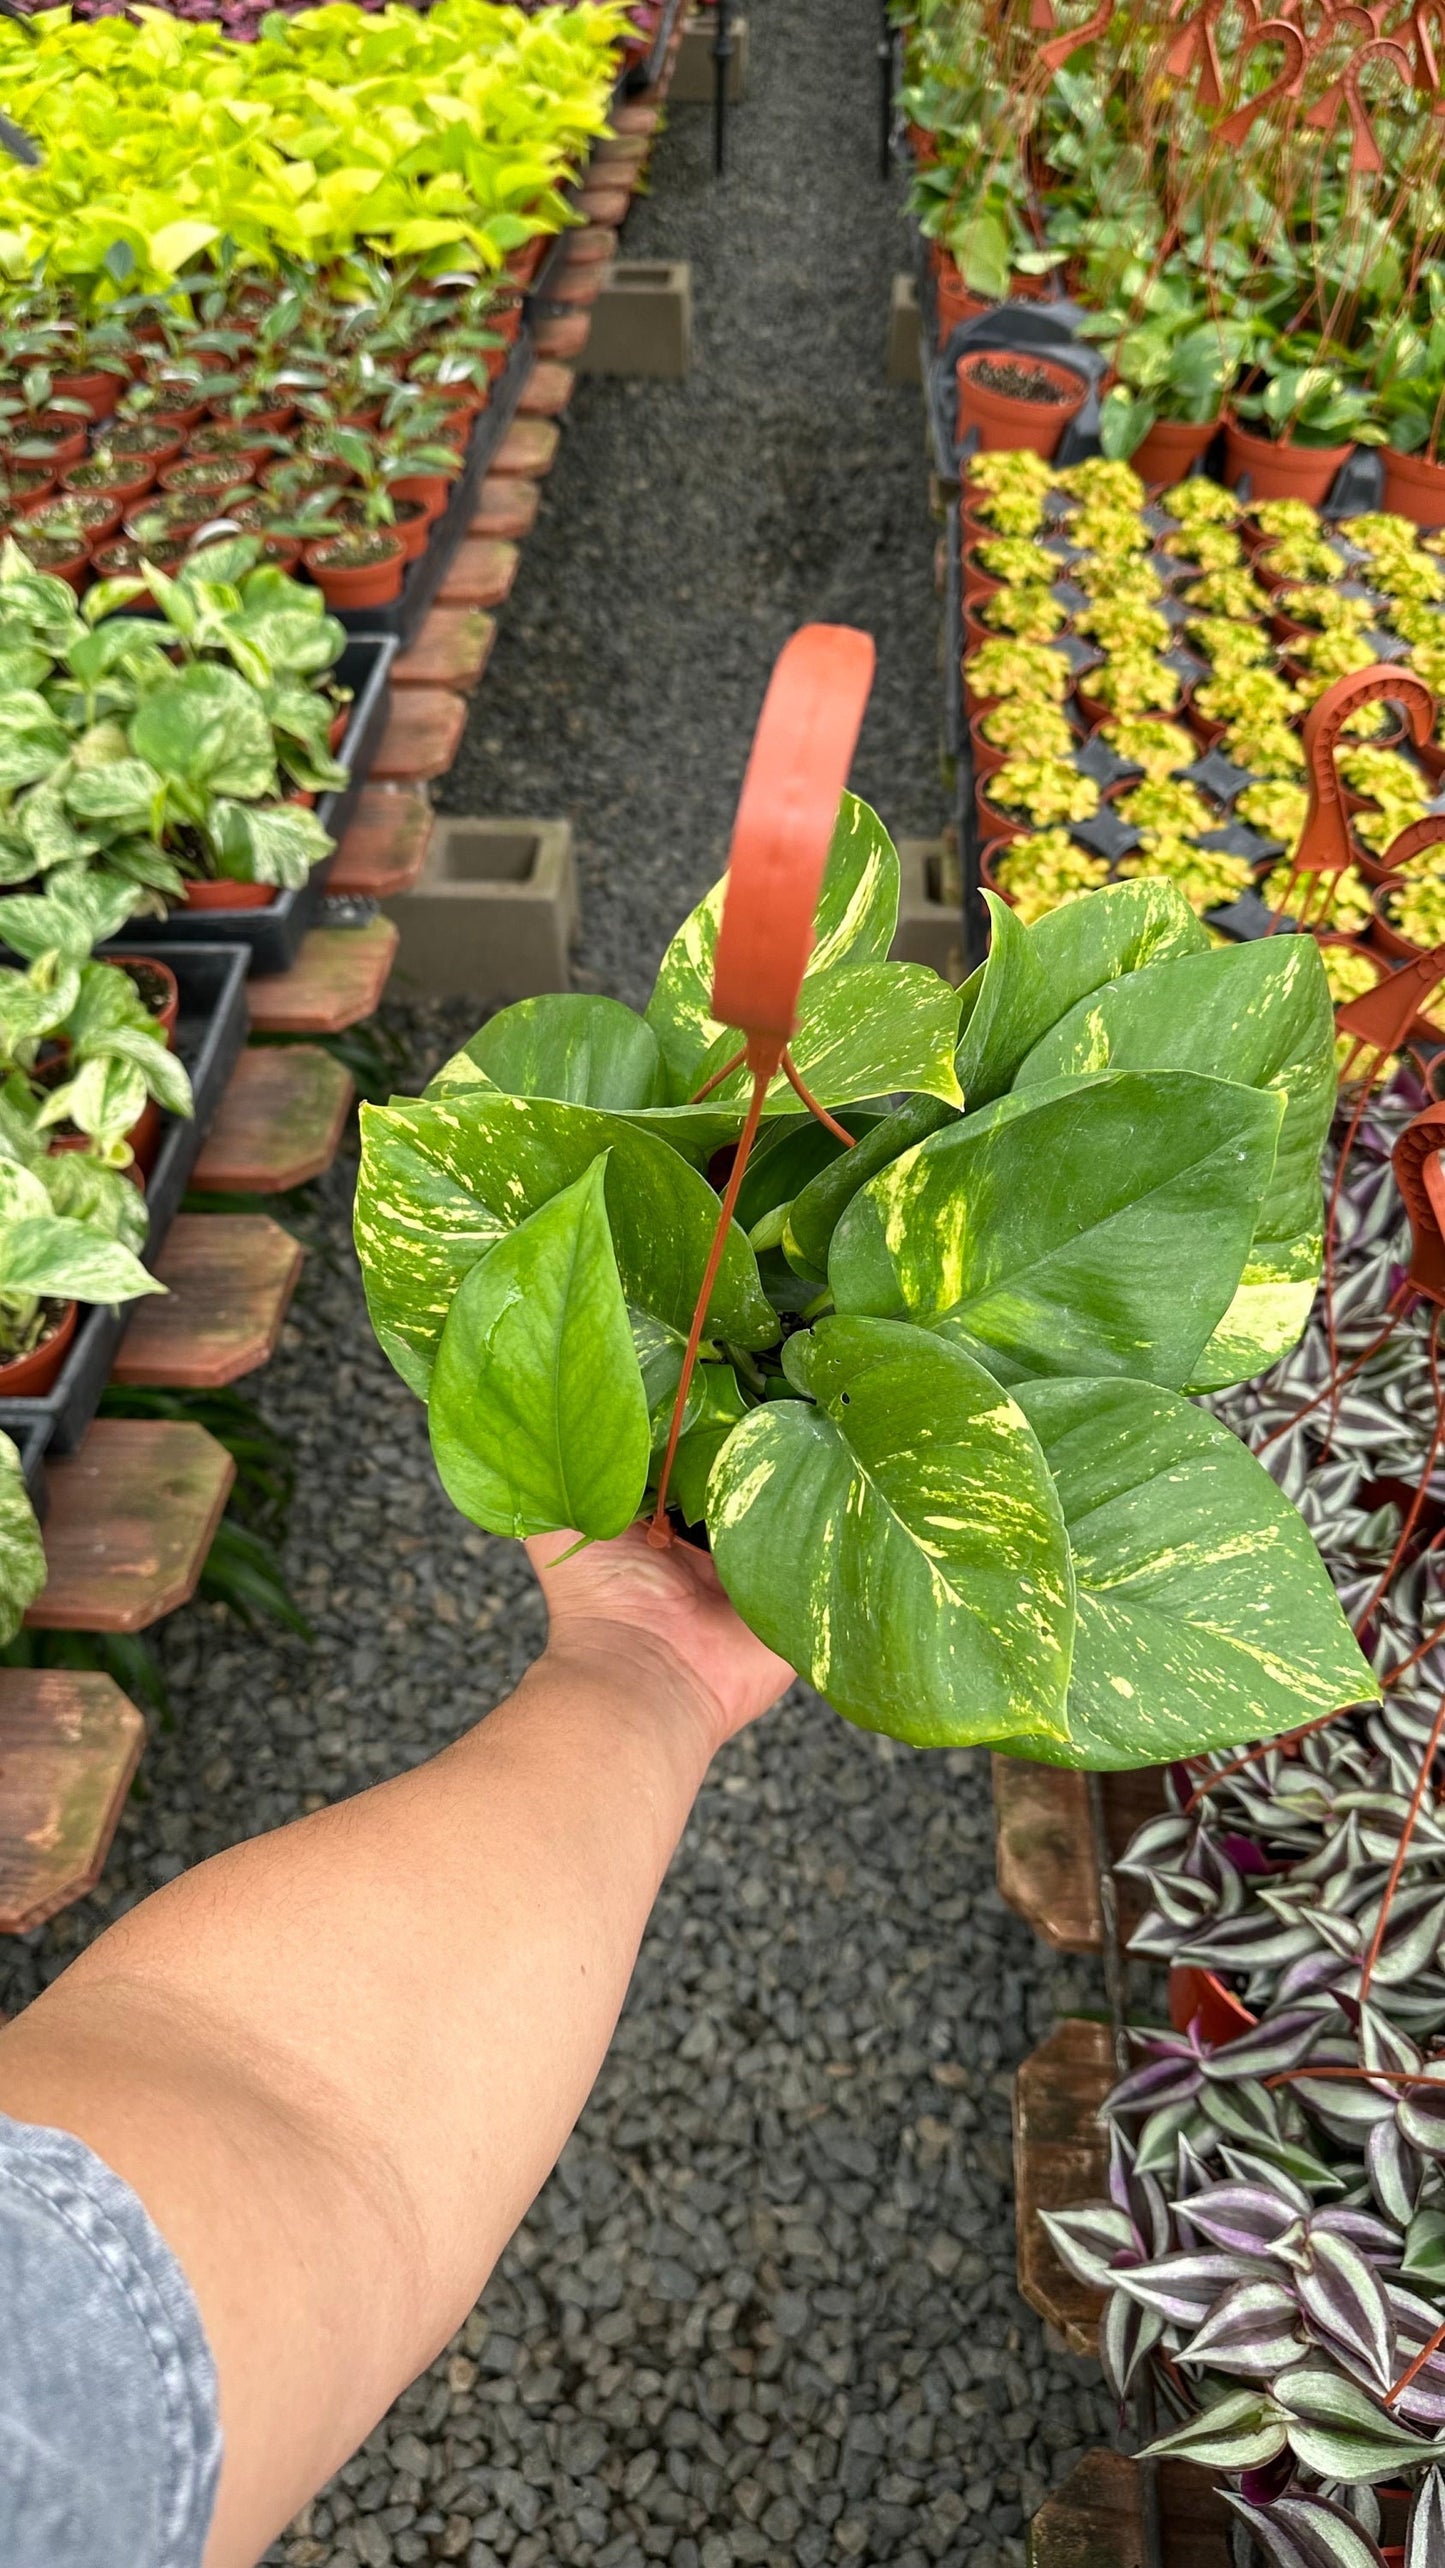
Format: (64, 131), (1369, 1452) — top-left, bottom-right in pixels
(428, 1156), (649, 1540)
(432, 993), (669, 1112)
(355, 1090), (777, 1394)
(1008, 1375), (1379, 1767)
(956, 882), (1207, 1106)
(707, 1314), (1075, 1749)
(829, 1070), (1283, 1389)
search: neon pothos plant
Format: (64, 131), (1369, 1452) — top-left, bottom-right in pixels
(354, 803), (1373, 1767)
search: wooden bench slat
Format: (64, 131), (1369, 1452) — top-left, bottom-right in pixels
(1030, 2452), (1234, 2568)
(328, 784), (433, 898)
(992, 1757), (1163, 1953)
(191, 1046), (354, 1195)
(247, 920), (398, 1037)
(471, 476), (541, 540)
(27, 1422), (236, 1635)
(110, 1215), (304, 1390)
(436, 540), (519, 612)
(489, 418), (562, 480)
(1013, 2017), (1111, 2355)
(0, 1669), (146, 1934)
(518, 361), (577, 419)
(393, 609), (497, 696)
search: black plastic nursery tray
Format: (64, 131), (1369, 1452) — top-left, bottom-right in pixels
(334, 331), (536, 650)
(0, 939), (249, 1457)
(109, 632), (396, 979)
(11, 1415), (51, 1515)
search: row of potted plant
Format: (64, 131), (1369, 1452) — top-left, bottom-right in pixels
(963, 450), (1445, 976)
(897, 0), (1445, 519)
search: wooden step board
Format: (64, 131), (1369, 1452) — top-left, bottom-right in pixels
(192, 1046), (354, 1195)
(534, 310), (593, 363)
(27, 1422), (235, 1635)
(0, 1670), (146, 1934)
(1013, 2018), (1110, 2356)
(370, 688), (468, 784)
(472, 476), (541, 540)
(393, 609), (496, 696)
(437, 539), (519, 612)
(1030, 2453), (1234, 2568)
(328, 785), (434, 898)
(110, 1217), (304, 1390)
(992, 1757), (1164, 1953)
(490, 418), (562, 479)
(247, 920), (398, 1036)
(518, 361), (577, 419)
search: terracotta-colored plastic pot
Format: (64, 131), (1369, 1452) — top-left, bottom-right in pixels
(1223, 415), (1354, 507)
(1133, 414), (1219, 485)
(1370, 880), (1440, 962)
(182, 877), (277, 912)
(328, 706), (349, 752)
(9, 469), (55, 512)
(150, 400), (208, 433)
(61, 457), (156, 506)
(977, 839), (1017, 902)
(391, 500), (433, 565)
(506, 237), (547, 289)
(963, 597), (1070, 655)
(1168, 1964), (1256, 2044)
(208, 401), (295, 436)
(0, 1298), (78, 1396)
(389, 470), (450, 520)
(1381, 445), (1445, 532)
(934, 253), (991, 348)
(956, 348), (1087, 459)
(968, 711), (1010, 780)
(303, 534), (405, 608)
(51, 368), (126, 421)
(115, 955), (179, 1043)
(14, 540), (88, 592)
(6, 424), (87, 470)
(184, 433), (274, 478)
(109, 424), (184, 471)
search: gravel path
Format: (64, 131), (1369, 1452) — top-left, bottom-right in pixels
(0, 5), (1119, 2561)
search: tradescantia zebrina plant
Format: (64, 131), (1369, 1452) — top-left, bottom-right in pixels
(353, 799), (1376, 1767)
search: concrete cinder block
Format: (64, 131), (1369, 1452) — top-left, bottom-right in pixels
(382, 817), (578, 1001)
(578, 260), (692, 381)
(888, 272), (923, 388)
(891, 839), (965, 984)
(671, 10), (748, 100)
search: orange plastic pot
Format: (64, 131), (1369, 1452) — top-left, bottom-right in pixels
(1382, 445), (1445, 532)
(1133, 414), (1219, 485)
(303, 535), (405, 608)
(0, 1299), (77, 1395)
(1168, 1965), (1256, 2044)
(1222, 415), (1354, 507)
(51, 368), (126, 421)
(182, 878), (277, 912)
(955, 349), (1086, 459)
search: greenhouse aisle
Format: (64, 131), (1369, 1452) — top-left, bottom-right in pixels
(0, 5), (1116, 2564)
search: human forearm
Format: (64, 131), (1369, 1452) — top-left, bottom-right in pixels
(0, 1632), (717, 2567)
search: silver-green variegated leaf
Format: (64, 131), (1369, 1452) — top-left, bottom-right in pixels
(427, 1158), (650, 1540)
(1274, 2364), (1445, 2483)
(354, 1091), (776, 1396)
(1006, 1377), (1379, 1768)
(1228, 2490), (1394, 2568)
(429, 993), (670, 1113)
(955, 882), (1208, 1106)
(1013, 935), (1335, 1253)
(828, 1070), (1283, 1390)
(1140, 2386), (1288, 2472)
(707, 1314), (1075, 1750)
(0, 1426), (44, 1647)
(644, 791), (900, 1097)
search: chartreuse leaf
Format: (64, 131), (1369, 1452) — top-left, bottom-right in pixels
(707, 1315), (1075, 1749)
(354, 1092), (776, 1396)
(0, 1427), (44, 1647)
(430, 994), (669, 1112)
(1013, 936), (1335, 1252)
(666, 1364), (751, 1525)
(644, 792), (900, 1096)
(829, 1071), (1283, 1390)
(686, 961), (963, 1119)
(427, 1158), (649, 1541)
(955, 882), (1207, 1106)
(1006, 1377), (1379, 1768)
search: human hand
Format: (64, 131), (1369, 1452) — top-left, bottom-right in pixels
(524, 1522), (794, 1757)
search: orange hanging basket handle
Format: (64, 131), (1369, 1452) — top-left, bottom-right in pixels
(710, 623), (877, 1072)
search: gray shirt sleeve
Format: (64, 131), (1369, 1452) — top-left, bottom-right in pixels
(0, 2108), (221, 2568)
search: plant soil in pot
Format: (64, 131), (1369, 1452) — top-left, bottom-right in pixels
(115, 956), (180, 1043)
(158, 458), (254, 502)
(61, 456), (157, 505)
(11, 531), (87, 589)
(1382, 445), (1445, 531)
(303, 529), (405, 607)
(0, 1297), (77, 1397)
(1222, 415), (1355, 507)
(391, 498), (433, 564)
(7, 425), (86, 471)
(955, 349), (1087, 459)
(1132, 414), (1219, 486)
(108, 420), (184, 469)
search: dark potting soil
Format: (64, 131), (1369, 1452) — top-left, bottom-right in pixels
(967, 356), (1068, 404)
(0, 11), (1120, 2568)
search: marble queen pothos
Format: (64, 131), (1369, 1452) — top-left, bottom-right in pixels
(353, 796), (1374, 1769)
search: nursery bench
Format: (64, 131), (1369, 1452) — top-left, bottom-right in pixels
(111, 1218), (304, 1391)
(0, 1670), (146, 1935)
(25, 1423), (235, 1635)
(246, 922), (400, 1038)
(191, 1047), (354, 1195)
(327, 785), (434, 898)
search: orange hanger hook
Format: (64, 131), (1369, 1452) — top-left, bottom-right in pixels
(1394, 1105), (1445, 1304)
(1266, 666), (1433, 933)
(1213, 18), (1308, 139)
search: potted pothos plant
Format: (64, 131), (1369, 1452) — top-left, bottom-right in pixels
(353, 802), (1371, 1766)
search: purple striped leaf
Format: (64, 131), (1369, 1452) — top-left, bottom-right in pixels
(1038, 2204), (1138, 2293)
(1225, 2490), (1388, 2568)
(1312, 2208), (1405, 2261)
(1140, 2386), (1287, 2470)
(1200, 2013), (1323, 2081)
(1180, 2180), (1308, 2258)
(1276, 2363), (1444, 2481)
(1294, 2231), (1396, 2393)
(1114, 2249), (1258, 2324)
(1181, 2277), (1311, 2375)
(1407, 2466), (1445, 2568)
(1398, 2076), (1445, 2158)
(1099, 2283), (1164, 2402)
(1364, 2116), (1421, 2228)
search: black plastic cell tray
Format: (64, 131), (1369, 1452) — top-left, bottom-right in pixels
(0, 939), (249, 1456)
(108, 633), (396, 978)
(335, 331), (535, 648)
